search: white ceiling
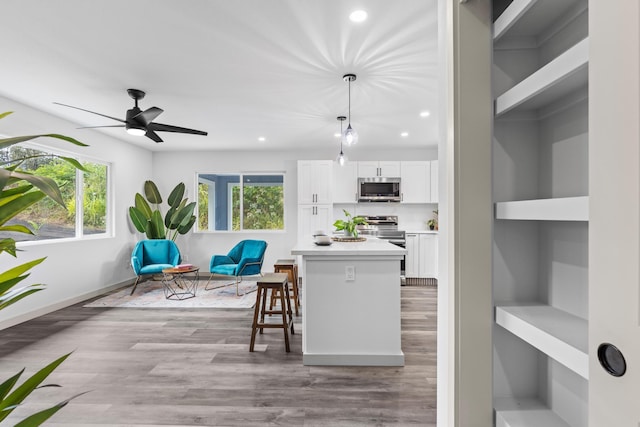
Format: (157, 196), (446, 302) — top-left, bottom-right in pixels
(0, 0), (439, 152)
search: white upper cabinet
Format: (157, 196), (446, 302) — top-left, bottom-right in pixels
(430, 160), (438, 203)
(298, 160), (332, 205)
(400, 161), (430, 203)
(332, 161), (358, 203)
(357, 161), (400, 178)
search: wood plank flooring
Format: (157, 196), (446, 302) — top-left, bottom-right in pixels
(0, 285), (436, 426)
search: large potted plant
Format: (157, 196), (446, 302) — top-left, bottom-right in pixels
(128, 180), (196, 240)
(0, 111), (88, 425)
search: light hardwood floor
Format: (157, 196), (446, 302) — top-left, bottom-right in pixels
(0, 285), (436, 426)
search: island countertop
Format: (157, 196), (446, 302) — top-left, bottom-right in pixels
(292, 236), (407, 256)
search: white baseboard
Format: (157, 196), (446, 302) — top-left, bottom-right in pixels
(0, 277), (135, 331)
(302, 352), (405, 366)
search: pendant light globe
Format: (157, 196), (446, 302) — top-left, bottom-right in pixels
(336, 115), (348, 166)
(342, 74), (359, 145)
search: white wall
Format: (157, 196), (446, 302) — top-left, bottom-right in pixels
(0, 96), (153, 328)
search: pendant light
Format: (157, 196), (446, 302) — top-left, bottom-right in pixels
(336, 116), (347, 166)
(342, 73), (359, 145)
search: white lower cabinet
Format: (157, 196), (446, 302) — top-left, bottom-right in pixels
(405, 232), (438, 279)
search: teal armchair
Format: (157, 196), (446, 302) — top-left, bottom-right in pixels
(131, 239), (181, 294)
(207, 240), (267, 295)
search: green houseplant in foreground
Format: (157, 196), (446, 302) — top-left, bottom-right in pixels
(333, 209), (367, 238)
(0, 111), (88, 426)
(128, 180), (196, 240)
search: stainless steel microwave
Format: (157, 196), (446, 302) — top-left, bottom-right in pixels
(357, 177), (401, 202)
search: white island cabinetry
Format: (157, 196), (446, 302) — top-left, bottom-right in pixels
(292, 238), (406, 366)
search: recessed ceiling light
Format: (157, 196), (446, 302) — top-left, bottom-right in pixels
(258, 137), (266, 142)
(420, 110), (431, 118)
(349, 10), (367, 23)
(401, 132), (409, 137)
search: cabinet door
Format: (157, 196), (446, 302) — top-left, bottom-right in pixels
(419, 234), (438, 278)
(298, 204), (332, 241)
(405, 233), (420, 278)
(379, 161), (401, 177)
(357, 161), (379, 177)
(333, 161), (358, 203)
(400, 161), (430, 203)
(430, 160), (438, 203)
(298, 160), (332, 204)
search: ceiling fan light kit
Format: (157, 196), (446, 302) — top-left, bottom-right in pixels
(342, 73), (359, 146)
(54, 88), (208, 143)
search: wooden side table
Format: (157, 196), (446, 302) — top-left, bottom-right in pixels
(161, 266), (200, 300)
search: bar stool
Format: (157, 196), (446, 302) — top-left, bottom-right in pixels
(250, 273), (294, 352)
(270, 259), (300, 316)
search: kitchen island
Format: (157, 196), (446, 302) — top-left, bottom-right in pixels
(291, 237), (406, 366)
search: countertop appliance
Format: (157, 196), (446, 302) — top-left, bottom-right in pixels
(357, 177), (401, 202)
(357, 215), (406, 275)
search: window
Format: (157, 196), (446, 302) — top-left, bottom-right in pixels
(197, 173), (284, 231)
(0, 144), (110, 242)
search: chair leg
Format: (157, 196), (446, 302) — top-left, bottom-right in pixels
(130, 276), (141, 295)
(204, 274), (235, 291)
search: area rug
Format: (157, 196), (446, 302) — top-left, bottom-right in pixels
(84, 280), (257, 309)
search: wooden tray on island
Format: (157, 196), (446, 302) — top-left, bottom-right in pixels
(331, 236), (366, 242)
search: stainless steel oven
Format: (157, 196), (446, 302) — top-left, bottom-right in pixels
(357, 215), (406, 275)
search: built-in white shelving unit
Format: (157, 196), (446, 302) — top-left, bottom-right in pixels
(492, 0), (588, 425)
(495, 38), (588, 116)
(495, 305), (588, 378)
(495, 196), (588, 221)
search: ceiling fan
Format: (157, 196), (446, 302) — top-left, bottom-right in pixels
(54, 89), (208, 143)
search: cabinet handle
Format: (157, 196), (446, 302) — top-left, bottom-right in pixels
(355, 193), (357, 202)
(401, 193), (403, 201)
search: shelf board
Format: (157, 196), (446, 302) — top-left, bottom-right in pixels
(495, 196), (588, 221)
(494, 0), (585, 42)
(495, 38), (588, 117)
(495, 398), (571, 427)
(495, 304), (588, 379)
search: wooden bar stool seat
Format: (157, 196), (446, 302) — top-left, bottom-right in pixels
(270, 259), (300, 316)
(250, 273), (294, 352)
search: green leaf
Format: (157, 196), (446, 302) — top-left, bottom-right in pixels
(13, 391), (90, 427)
(0, 184), (33, 198)
(0, 111), (13, 120)
(166, 199), (188, 229)
(0, 224), (34, 235)
(60, 156), (88, 173)
(0, 239), (17, 257)
(167, 182), (185, 209)
(0, 258), (46, 285)
(0, 191), (46, 227)
(143, 180), (162, 204)
(0, 352), (72, 421)
(6, 171), (64, 207)
(176, 215), (196, 235)
(149, 210), (166, 239)
(0, 369), (23, 402)
(0, 134), (87, 151)
(0, 168), (11, 193)
(0, 274), (31, 296)
(0, 285), (45, 311)
(128, 207), (149, 234)
(133, 193), (152, 219)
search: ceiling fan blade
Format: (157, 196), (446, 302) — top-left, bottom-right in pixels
(53, 102), (126, 123)
(77, 125), (125, 129)
(145, 129), (164, 143)
(147, 122), (208, 136)
(133, 106), (163, 125)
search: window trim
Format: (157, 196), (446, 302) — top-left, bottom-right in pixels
(195, 171), (286, 233)
(0, 139), (113, 245)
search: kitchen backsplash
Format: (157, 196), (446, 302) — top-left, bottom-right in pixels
(333, 202), (438, 231)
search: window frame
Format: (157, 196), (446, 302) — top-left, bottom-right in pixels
(195, 171), (286, 233)
(0, 139), (113, 246)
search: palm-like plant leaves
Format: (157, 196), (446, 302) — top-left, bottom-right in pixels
(143, 180), (162, 205)
(13, 391), (90, 427)
(0, 353), (72, 422)
(167, 182), (185, 208)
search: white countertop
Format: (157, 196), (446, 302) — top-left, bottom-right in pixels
(405, 230), (439, 234)
(292, 236), (407, 256)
